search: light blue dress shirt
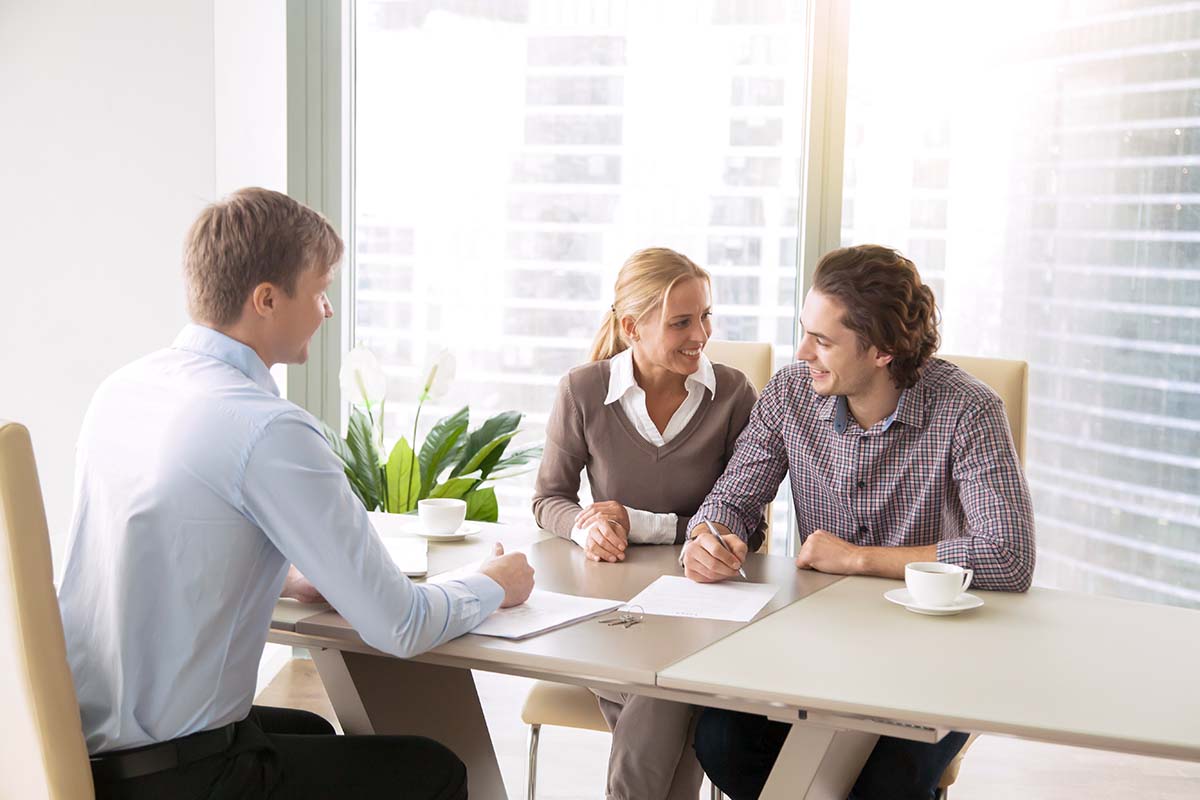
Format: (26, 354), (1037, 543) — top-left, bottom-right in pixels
(58, 324), (504, 754)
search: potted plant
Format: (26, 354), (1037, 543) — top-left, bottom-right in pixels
(322, 347), (542, 522)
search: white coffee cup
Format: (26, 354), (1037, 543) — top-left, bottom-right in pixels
(417, 498), (467, 535)
(904, 562), (973, 607)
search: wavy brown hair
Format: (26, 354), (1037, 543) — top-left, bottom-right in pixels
(812, 245), (940, 389)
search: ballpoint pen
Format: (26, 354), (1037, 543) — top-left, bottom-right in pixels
(703, 519), (748, 580)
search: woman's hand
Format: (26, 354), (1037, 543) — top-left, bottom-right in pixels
(582, 518), (628, 563)
(576, 500), (631, 535)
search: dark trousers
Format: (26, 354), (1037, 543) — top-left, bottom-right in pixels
(91, 705), (468, 800)
(694, 708), (969, 800)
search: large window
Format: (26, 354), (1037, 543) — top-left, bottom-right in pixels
(841, 0), (1200, 608)
(339, 0), (1199, 608)
(354, 0), (808, 547)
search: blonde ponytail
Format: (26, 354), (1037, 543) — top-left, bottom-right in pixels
(589, 306), (625, 362)
(588, 247), (711, 362)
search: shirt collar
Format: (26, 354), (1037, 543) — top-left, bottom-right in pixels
(892, 382), (927, 428)
(827, 387), (923, 435)
(604, 348), (717, 405)
(171, 323), (280, 396)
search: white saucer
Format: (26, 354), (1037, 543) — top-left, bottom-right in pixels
(415, 522), (481, 542)
(884, 588), (983, 616)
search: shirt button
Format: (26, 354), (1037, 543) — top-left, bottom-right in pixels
(858, 525), (868, 535)
(856, 480), (866, 489)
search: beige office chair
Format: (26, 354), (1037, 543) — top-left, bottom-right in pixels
(940, 354), (1028, 464)
(0, 420), (95, 799)
(520, 341), (774, 800)
(933, 354), (1028, 798)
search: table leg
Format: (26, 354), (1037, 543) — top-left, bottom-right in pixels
(310, 649), (508, 800)
(760, 723), (877, 800)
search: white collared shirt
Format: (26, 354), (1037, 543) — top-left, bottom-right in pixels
(570, 348), (717, 548)
(58, 324), (503, 753)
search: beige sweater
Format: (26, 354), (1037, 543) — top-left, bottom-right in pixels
(532, 358), (764, 548)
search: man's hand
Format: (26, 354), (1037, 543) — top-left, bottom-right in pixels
(683, 525), (748, 583)
(479, 543), (535, 608)
(281, 565), (326, 604)
(581, 518), (628, 563)
(795, 530), (865, 576)
(575, 501), (631, 537)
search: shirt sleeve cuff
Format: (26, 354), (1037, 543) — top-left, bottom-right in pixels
(689, 507), (750, 542)
(569, 525), (589, 549)
(446, 572), (505, 621)
(626, 506), (678, 545)
(935, 536), (971, 570)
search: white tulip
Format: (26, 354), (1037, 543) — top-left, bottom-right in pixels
(340, 346), (388, 409)
(422, 349), (456, 401)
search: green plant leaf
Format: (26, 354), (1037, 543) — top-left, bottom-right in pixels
(417, 406), (469, 499)
(428, 476), (477, 500)
(459, 431), (519, 479)
(345, 408), (383, 510)
(465, 487), (499, 522)
(319, 421), (374, 506)
(489, 444), (543, 474)
(319, 421), (352, 464)
(386, 436), (422, 513)
(451, 411), (522, 477)
(483, 465), (539, 482)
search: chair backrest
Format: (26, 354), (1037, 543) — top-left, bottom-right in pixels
(939, 355), (1028, 467)
(0, 421), (95, 799)
(932, 357), (1027, 789)
(703, 341), (775, 551)
(704, 340), (774, 394)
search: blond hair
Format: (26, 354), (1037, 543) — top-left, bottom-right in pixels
(184, 187), (343, 326)
(589, 248), (712, 361)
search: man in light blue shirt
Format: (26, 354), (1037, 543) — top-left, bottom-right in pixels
(58, 187), (534, 799)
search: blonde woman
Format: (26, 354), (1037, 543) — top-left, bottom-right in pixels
(532, 247), (764, 800)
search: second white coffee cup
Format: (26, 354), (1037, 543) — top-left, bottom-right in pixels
(417, 498), (467, 535)
(905, 562), (973, 607)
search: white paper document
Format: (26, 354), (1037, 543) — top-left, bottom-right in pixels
(381, 537), (429, 577)
(626, 575), (778, 622)
(469, 589), (623, 640)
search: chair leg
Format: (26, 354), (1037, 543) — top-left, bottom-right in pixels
(525, 723), (541, 800)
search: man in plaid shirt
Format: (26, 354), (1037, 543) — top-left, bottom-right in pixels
(685, 245), (1035, 800)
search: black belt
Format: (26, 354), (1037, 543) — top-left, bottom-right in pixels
(90, 722), (238, 783)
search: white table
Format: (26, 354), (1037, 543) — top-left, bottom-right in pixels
(272, 523), (1200, 799)
(270, 521), (835, 799)
(658, 575), (1200, 798)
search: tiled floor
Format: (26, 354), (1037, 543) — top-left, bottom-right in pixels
(258, 659), (1200, 799)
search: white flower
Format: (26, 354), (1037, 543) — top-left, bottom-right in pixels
(340, 346), (387, 409)
(422, 349), (456, 401)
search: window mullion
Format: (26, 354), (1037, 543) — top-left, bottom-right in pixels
(286, 0), (350, 429)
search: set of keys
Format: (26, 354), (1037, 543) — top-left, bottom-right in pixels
(598, 605), (644, 629)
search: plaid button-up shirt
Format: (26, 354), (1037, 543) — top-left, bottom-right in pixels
(693, 357), (1036, 591)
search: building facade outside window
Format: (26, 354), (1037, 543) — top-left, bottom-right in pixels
(355, 0), (807, 552)
(841, 0), (1200, 608)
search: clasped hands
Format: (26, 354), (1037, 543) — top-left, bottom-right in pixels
(574, 500), (631, 562)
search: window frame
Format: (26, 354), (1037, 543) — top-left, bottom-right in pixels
(286, 0), (851, 557)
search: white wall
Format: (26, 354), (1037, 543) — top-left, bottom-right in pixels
(0, 0), (285, 571)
